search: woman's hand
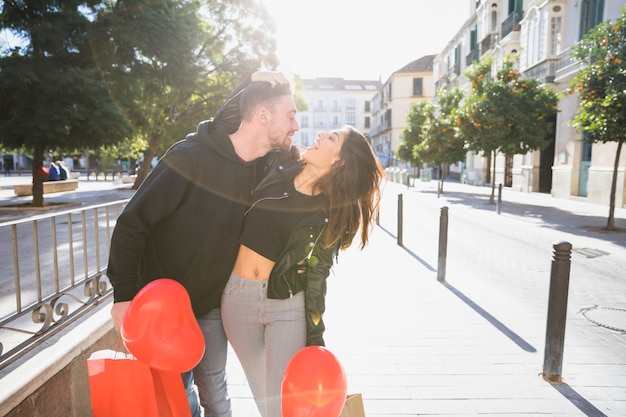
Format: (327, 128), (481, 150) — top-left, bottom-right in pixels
(251, 71), (290, 87)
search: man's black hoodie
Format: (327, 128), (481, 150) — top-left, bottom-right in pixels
(107, 119), (266, 318)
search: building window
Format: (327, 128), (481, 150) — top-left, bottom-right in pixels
(364, 101), (370, 112)
(299, 132), (310, 147)
(331, 99), (341, 112)
(331, 115), (341, 128)
(364, 116), (371, 128)
(300, 115), (309, 128)
(413, 78), (423, 96)
(316, 115), (325, 127)
(346, 114), (356, 126)
(315, 99), (325, 112)
(345, 98), (356, 112)
(580, 0), (604, 39)
(550, 16), (562, 56)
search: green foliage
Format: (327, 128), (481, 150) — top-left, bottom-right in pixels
(460, 56), (558, 157)
(415, 88), (466, 166)
(570, 7), (626, 144)
(89, 0), (281, 159)
(569, 6), (626, 231)
(0, 2), (133, 152)
(397, 101), (429, 165)
(1, 0), (283, 196)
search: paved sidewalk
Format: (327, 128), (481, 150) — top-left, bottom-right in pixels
(229, 180), (626, 416)
(2, 175), (624, 416)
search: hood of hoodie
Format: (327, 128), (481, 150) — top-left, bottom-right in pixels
(185, 119), (247, 165)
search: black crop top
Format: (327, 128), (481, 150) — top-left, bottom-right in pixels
(240, 179), (325, 262)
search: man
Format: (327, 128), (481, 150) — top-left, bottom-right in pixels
(106, 71), (298, 417)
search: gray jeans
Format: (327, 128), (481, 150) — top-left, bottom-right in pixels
(221, 272), (306, 417)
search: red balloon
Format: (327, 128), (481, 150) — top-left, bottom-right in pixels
(121, 278), (205, 373)
(281, 346), (347, 417)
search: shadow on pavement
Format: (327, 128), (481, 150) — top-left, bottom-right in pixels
(441, 281), (537, 353)
(551, 383), (607, 417)
(420, 188), (626, 248)
(376, 224), (436, 272)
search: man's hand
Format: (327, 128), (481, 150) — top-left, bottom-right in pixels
(111, 301), (131, 332)
(251, 71), (290, 87)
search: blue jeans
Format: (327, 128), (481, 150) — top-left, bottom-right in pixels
(183, 307), (231, 417)
(221, 272), (306, 417)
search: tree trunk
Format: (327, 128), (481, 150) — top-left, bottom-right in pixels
(606, 137), (624, 231)
(31, 145), (46, 207)
(489, 151), (496, 204)
(439, 163), (448, 196)
(132, 133), (164, 190)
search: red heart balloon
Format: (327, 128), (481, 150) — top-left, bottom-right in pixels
(121, 278), (205, 373)
(281, 346), (347, 417)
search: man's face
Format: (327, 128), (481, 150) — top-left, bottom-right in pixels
(267, 95), (299, 151)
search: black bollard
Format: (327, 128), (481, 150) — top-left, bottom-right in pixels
(497, 183), (502, 215)
(437, 206), (449, 282)
(542, 241), (572, 383)
(397, 194), (403, 246)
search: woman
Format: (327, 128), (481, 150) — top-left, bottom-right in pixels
(221, 123), (384, 416)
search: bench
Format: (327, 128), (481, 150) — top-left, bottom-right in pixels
(14, 179), (79, 196)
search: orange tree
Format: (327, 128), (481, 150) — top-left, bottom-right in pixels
(397, 101), (429, 172)
(460, 56), (558, 203)
(570, 7), (626, 231)
(414, 87), (466, 194)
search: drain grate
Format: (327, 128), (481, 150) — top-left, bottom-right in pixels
(572, 248), (609, 258)
(580, 305), (626, 333)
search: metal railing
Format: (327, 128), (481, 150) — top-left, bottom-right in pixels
(0, 200), (129, 369)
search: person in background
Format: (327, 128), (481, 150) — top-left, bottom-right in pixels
(221, 125), (384, 417)
(48, 162), (60, 181)
(106, 71), (298, 417)
(57, 161), (69, 180)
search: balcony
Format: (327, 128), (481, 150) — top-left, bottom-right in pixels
(368, 119), (391, 138)
(554, 47), (582, 81)
(466, 49), (480, 66)
(501, 10), (523, 39)
(481, 33), (499, 56)
(522, 58), (559, 83)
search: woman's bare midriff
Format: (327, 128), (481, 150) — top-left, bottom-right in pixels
(232, 245), (275, 281)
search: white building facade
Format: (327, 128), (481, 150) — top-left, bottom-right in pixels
(293, 78), (381, 150)
(433, 0), (625, 206)
(368, 55), (436, 167)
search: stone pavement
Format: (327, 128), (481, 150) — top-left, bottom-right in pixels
(1, 175), (625, 416)
(228, 180), (626, 417)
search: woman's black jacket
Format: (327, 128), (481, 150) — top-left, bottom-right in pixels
(251, 154), (338, 346)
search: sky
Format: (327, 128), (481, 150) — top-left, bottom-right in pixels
(258, 0), (471, 81)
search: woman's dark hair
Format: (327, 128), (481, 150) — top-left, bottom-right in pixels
(316, 126), (384, 250)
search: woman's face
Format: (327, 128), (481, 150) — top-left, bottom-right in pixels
(302, 130), (345, 171)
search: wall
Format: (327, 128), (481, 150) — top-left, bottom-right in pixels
(1, 304), (116, 417)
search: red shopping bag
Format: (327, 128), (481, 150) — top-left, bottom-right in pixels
(87, 349), (191, 417)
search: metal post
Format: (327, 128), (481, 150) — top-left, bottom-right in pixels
(542, 241), (572, 383)
(437, 206), (449, 282)
(497, 183), (502, 215)
(397, 194), (403, 246)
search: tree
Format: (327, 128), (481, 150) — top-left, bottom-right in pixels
(397, 101), (429, 172)
(415, 87), (466, 195)
(570, 7), (626, 231)
(0, 0), (133, 206)
(90, 0), (281, 188)
(460, 56), (559, 203)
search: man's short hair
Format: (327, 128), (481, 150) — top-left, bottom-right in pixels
(239, 82), (293, 121)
